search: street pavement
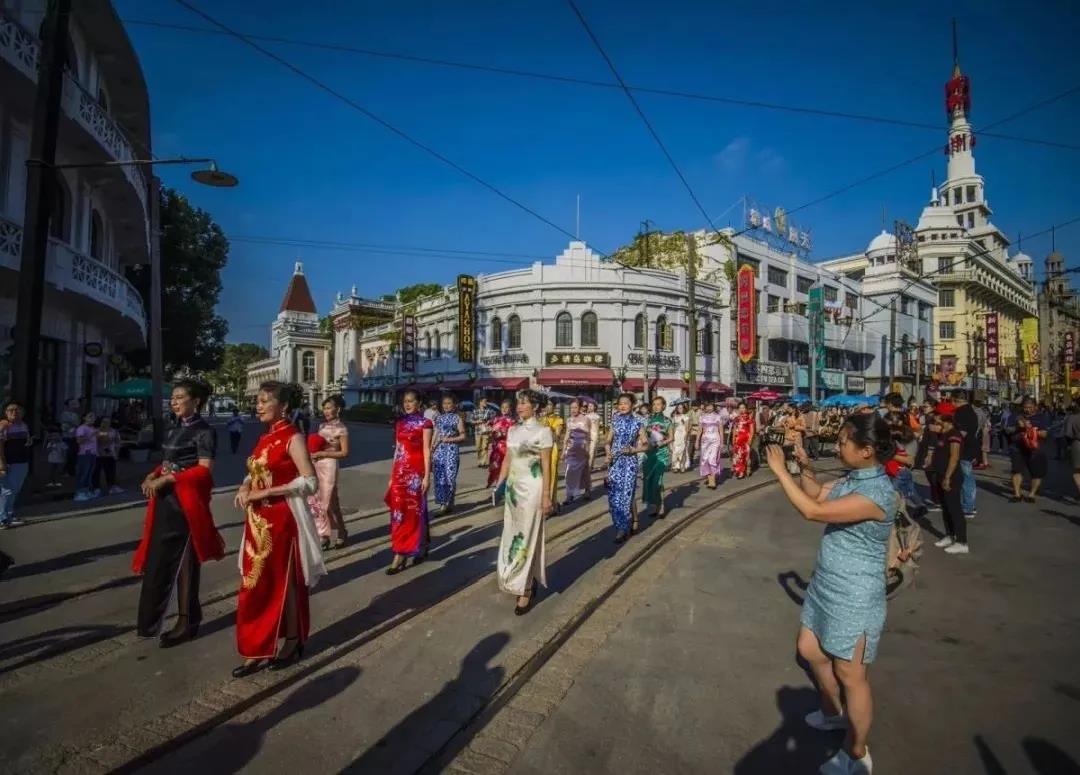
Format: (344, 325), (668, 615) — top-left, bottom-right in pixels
(0, 437), (1078, 774)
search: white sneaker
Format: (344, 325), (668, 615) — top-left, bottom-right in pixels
(934, 536), (954, 548)
(820, 747), (872, 774)
(108, 486), (124, 495)
(944, 542), (969, 555)
(804, 709), (848, 731)
(73, 492), (90, 502)
(964, 511), (976, 520)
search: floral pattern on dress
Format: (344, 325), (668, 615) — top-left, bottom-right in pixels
(433, 412), (461, 506)
(497, 419), (553, 595)
(384, 412), (432, 556)
(607, 412), (643, 531)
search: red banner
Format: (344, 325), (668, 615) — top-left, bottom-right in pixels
(985, 312), (999, 368)
(736, 265), (757, 364)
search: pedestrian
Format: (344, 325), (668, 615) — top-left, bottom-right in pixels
(73, 412), (100, 501)
(803, 402), (821, 460)
(227, 409), (245, 454)
(669, 401), (691, 473)
(486, 399), (515, 488)
(133, 378), (225, 647)
(998, 402), (1015, 452)
(604, 392), (647, 544)
(764, 412), (897, 775)
(929, 409), (969, 555)
(731, 401), (756, 479)
(974, 399), (991, 469)
(95, 416), (122, 495)
(562, 399), (592, 504)
(688, 401), (702, 468)
(470, 397), (495, 467)
(0, 402), (33, 529)
(423, 400), (439, 424)
(312, 395), (350, 549)
(432, 393), (465, 517)
(491, 390), (553, 615)
(45, 425), (65, 488)
(1064, 403), (1080, 501)
(951, 390), (979, 519)
(231, 381), (324, 677)
(697, 401), (725, 489)
(642, 396), (674, 518)
(59, 398), (79, 477)
(585, 399), (601, 471)
(1007, 396), (1049, 503)
(540, 401), (565, 514)
(384, 390), (433, 575)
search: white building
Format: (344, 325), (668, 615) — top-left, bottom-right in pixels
(331, 242), (730, 411)
(245, 262), (335, 409)
(0, 1), (150, 414)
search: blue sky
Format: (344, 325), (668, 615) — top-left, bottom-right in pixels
(114, 0), (1080, 345)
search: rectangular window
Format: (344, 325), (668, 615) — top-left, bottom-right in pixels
(956, 215), (964, 227)
(796, 275), (814, 294)
(938, 257), (953, 273)
(824, 285), (838, 303)
(918, 302), (928, 321)
(900, 295), (911, 315)
(931, 233), (939, 241)
(966, 185), (976, 203)
(767, 266), (788, 287)
(939, 321), (955, 339)
(844, 291), (857, 310)
(954, 189), (963, 206)
(939, 289), (955, 307)
(737, 255), (760, 276)
(967, 212), (975, 228)
(767, 294), (781, 313)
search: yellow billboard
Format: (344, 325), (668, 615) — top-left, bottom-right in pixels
(1021, 318), (1039, 363)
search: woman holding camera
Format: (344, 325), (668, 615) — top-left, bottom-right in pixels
(764, 412), (897, 775)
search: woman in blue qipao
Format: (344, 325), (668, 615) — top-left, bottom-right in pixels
(431, 394), (466, 516)
(604, 392), (648, 545)
(764, 412), (897, 775)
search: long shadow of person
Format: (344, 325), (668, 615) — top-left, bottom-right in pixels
(777, 571), (809, 607)
(733, 686), (838, 774)
(973, 734), (1007, 775)
(1023, 737), (1080, 775)
(150, 666), (362, 773)
(342, 632), (510, 773)
(0, 624), (127, 675)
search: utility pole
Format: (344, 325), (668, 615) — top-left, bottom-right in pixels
(640, 221), (652, 404)
(888, 297), (897, 392)
(685, 233), (698, 402)
(11, 0), (72, 433)
(915, 339), (923, 399)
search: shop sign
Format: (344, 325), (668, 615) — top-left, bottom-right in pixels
(401, 315), (416, 373)
(739, 360), (791, 386)
(457, 275), (476, 363)
(846, 375), (865, 392)
(480, 352), (529, 366)
(1066, 331), (1075, 366)
(797, 367), (843, 390)
(736, 265), (757, 363)
(545, 351), (611, 367)
(986, 312), (999, 368)
(627, 352), (681, 370)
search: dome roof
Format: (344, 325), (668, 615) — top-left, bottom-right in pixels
(866, 230), (897, 254)
(1009, 252), (1033, 265)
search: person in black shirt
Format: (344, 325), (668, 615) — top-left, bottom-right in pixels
(1007, 396), (1050, 502)
(929, 410), (968, 554)
(133, 379), (224, 647)
(951, 389), (979, 518)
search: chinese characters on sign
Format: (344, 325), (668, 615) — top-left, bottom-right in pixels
(745, 203), (812, 251)
(985, 312), (999, 368)
(480, 352), (529, 367)
(627, 352), (681, 370)
(456, 275), (476, 363)
(401, 315), (417, 373)
(1065, 331), (1075, 367)
(739, 361), (791, 386)
(544, 351), (611, 367)
(736, 265), (756, 364)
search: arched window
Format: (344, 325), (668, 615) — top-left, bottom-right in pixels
(49, 174), (71, 242)
(634, 313), (646, 349)
(656, 315), (673, 351)
(508, 315), (522, 349)
(697, 320), (713, 356)
(425, 332), (432, 359)
(581, 311), (598, 347)
(89, 209), (104, 261)
(490, 317), (502, 351)
(302, 351), (316, 383)
(556, 312), (573, 347)
(434, 330), (441, 358)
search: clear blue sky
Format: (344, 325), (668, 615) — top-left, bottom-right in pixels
(115, 0), (1080, 345)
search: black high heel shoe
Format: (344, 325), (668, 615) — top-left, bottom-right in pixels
(514, 580), (538, 616)
(269, 638), (304, 671)
(231, 660), (264, 678)
(320, 537), (331, 551)
(412, 547), (430, 567)
(386, 556), (407, 576)
(613, 529), (629, 545)
(159, 619), (200, 649)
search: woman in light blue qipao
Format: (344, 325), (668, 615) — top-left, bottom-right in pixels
(764, 412), (897, 775)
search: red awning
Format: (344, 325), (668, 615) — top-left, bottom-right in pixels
(474, 377), (529, 390)
(439, 381), (473, 390)
(536, 368), (615, 387)
(621, 377), (685, 390)
(698, 381), (732, 394)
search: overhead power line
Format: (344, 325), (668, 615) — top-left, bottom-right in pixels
(121, 17), (1079, 151)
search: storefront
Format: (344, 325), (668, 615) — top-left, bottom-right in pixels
(735, 360), (793, 395)
(845, 375), (866, 395)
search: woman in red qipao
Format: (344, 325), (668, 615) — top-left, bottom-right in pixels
(384, 390), (433, 575)
(231, 382), (326, 677)
(486, 399), (515, 487)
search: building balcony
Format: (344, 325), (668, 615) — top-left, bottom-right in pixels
(0, 216), (147, 348)
(763, 312), (873, 355)
(0, 7), (148, 257)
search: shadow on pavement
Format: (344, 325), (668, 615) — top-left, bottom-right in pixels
(975, 734), (1080, 775)
(0, 624), (128, 675)
(343, 633), (509, 773)
(733, 686), (838, 774)
(777, 571), (809, 607)
(1042, 509), (1080, 528)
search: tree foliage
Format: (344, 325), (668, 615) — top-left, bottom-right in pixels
(208, 342), (269, 402)
(609, 229), (733, 285)
(380, 283), (443, 306)
(127, 188), (229, 374)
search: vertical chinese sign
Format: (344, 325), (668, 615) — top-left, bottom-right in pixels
(401, 315), (417, 374)
(457, 274), (476, 363)
(736, 265), (756, 363)
(1065, 331), (1075, 370)
(808, 286), (825, 393)
(985, 312), (999, 368)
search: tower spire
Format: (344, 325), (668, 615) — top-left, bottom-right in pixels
(951, 17), (960, 76)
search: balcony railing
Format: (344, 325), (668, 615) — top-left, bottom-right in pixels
(0, 8), (147, 216)
(0, 216), (147, 341)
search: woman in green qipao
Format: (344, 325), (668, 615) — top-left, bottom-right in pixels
(642, 396), (674, 518)
(492, 390), (553, 615)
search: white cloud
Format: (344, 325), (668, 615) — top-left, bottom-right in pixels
(715, 136), (751, 172)
(714, 136), (785, 176)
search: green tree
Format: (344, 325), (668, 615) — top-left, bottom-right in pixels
(380, 282), (443, 306)
(127, 188), (230, 374)
(208, 342), (269, 403)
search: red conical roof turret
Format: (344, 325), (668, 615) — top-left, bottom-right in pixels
(279, 261), (317, 314)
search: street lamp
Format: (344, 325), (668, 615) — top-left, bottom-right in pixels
(45, 157), (240, 188)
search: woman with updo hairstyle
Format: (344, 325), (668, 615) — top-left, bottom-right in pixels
(312, 394), (350, 549)
(764, 411), (897, 775)
(384, 389), (433, 575)
(231, 381), (324, 677)
(134, 377), (224, 648)
(492, 389), (553, 615)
